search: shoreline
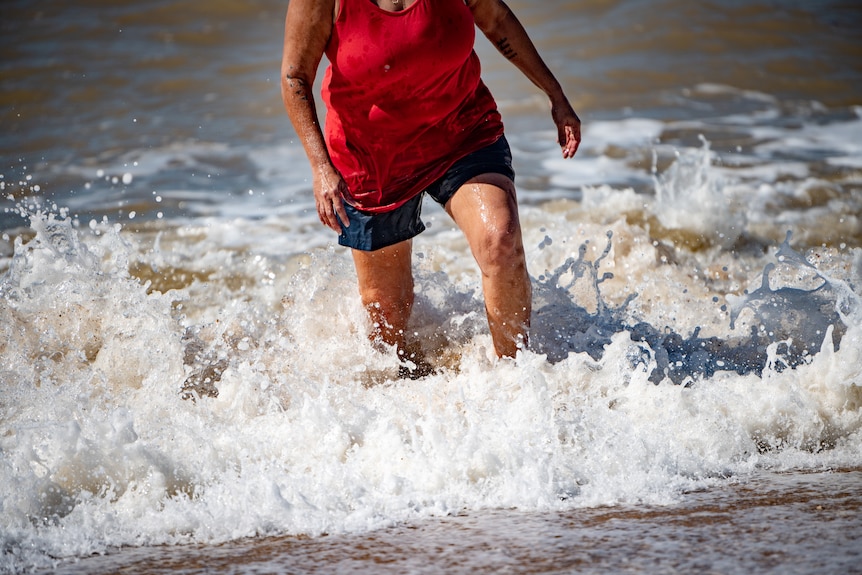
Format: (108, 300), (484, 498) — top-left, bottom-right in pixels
(45, 468), (862, 575)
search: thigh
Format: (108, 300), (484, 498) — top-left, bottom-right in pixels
(426, 135), (514, 208)
(445, 174), (522, 262)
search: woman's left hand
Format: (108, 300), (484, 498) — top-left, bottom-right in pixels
(552, 98), (581, 159)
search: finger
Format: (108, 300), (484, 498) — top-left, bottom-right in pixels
(562, 125), (580, 158)
(333, 195), (350, 229)
(323, 202), (342, 232)
(558, 125), (571, 153)
(566, 135), (579, 158)
(317, 198), (341, 232)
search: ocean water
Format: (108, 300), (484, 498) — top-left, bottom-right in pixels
(1, 0), (861, 573)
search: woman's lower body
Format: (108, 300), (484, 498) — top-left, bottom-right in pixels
(338, 136), (531, 360)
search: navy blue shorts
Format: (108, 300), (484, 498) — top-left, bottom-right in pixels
(338, 135), (514, 251)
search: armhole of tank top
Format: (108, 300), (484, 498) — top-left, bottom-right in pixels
(334, 0), (342, 22)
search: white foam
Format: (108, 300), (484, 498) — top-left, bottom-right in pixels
(3, 204), (860, 571)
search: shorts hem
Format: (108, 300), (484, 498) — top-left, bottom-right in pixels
(338, 221), (426, 251)
(427, 162), (516, 207)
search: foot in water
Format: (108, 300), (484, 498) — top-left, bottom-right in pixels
(397, 341), (437, 379)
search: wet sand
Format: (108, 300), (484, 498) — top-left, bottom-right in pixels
(47, 468), (862, 575)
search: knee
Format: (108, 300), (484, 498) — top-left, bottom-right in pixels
(474, 219), (526, 276)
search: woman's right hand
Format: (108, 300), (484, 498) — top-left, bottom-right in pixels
(313, 163), (350, 232)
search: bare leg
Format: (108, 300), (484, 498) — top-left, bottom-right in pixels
(351, 239), (414, 354)
(445, 174), (531, 357)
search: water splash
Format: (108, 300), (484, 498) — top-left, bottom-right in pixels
(4, 203), (853, 392)
(530, 231), (854, 385)
(651, 135), (746, 250)
(727, 231), (849, 359)
(531, 231), (636, 363)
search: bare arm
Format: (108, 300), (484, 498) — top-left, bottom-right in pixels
(281, 0), (348, 231)
(466, 0), (581, 158)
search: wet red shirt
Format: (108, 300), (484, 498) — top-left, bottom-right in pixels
(321, 0), (504, 212)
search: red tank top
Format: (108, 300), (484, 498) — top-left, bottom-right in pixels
(321, 0), (504, 212)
